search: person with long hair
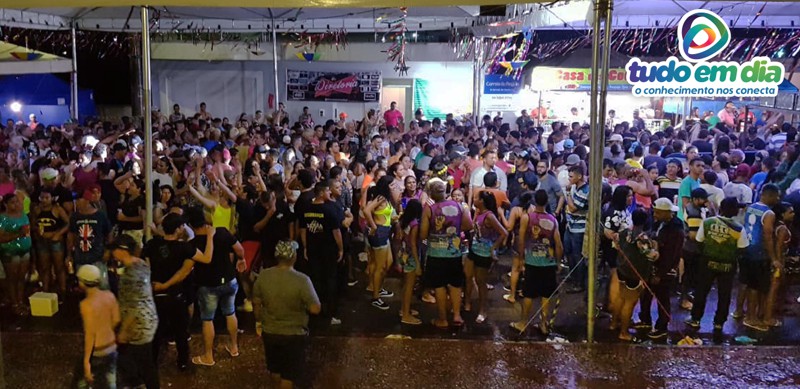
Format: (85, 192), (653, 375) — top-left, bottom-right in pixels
(400, 175), (428, 211)
(464, 191), (508, 323)
(31, 189), (69, 299)
(363, 175), (397, 310)
(397, 199), (423, 325)
(0, 193), (33, 315)
(503, 191), (535, 304)
(614, 209), (659, 342)
(511, 189), (563, 334)
(763, 202), (793, 327)
(602, 185), (633, 322)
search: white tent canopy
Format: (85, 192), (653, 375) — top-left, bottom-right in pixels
(0, 6), (486, 32)
(0, 41), (73, 75)
(3, 1), (800, 33)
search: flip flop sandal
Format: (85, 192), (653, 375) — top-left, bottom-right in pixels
(431, 319), (449, 329)
(398, 309), (420, 317)
(192, 356), (215, 367)
(452, 319), (465, 327)
(502, 294), (516, 303)
(225, 346), (240, 358)
(401, 317), (422, 325)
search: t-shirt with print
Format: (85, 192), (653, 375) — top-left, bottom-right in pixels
(70, 210), (112, 265)
(253, 267), (320, 336)
(191, 227), (239, 287)
(683, 202), (712, 254)
(566, 183), (590, 233)
(301, 201), (343, 260)
(143, 237), (197, 296)
(696, 216), (749, 272)
(118, 260), (158, 345)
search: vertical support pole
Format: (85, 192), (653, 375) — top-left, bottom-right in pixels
(70, 22), (79, 121)
(272, 22), (280, 111)
(472, 39), (482, 124)
(586, 0), (607, 344)
(141, 6), (154, 241)
(598, 2), (614, 136)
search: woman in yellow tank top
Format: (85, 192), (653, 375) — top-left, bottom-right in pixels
(188, 173), (236, 233)
(363, 176), (399, 310)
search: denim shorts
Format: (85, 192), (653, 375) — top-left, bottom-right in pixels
(197, 279), (239, 321)
(36, 240), (64, 255)
(367, 225), (392, 249)
(1, 252), (31, 265)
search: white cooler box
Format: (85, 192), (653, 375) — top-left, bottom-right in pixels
(29, 292), (59, 317)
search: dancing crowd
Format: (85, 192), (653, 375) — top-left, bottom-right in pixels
(1, 98), (799, 388)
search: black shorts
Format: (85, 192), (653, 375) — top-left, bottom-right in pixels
(424, 256), (465, 289)
(467, 252), (493, 269)
(739, 258), (771, 293)
(522, 265), (557, 299)
(262, 334), (308, 382)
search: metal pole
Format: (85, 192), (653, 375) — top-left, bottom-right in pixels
(473, 39), (483, 124)
(597, 2), (614, 134)
(141, 6), (154, 241)
(70, 23), (79, 121)
(271, 21), (280, 111)
(585, 0), (606, 344)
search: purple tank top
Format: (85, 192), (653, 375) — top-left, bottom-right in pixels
(525, 211), (558, 267)
(427, 200), (463, 258)
(472, 212), (498, 257)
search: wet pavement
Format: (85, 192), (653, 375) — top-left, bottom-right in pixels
(4, 252), (800, 346)
(2, 253), (800, 387)
(3, 333), (800, 388)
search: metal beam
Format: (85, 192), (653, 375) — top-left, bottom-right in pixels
(70, 22), (79, 121)
(141, 5), (154, 241)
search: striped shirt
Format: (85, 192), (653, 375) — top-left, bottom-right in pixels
(566, 183), (590, 233)
(656, 175), (682, 203)
(769, 132), (787, 151)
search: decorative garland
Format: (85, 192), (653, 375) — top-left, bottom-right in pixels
(382, 7), (410, 76)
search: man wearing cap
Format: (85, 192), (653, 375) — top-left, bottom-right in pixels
(36, 167), (74, 214)
(110, 235), (159, 389)
(637, 198), (684, 339)
(742, 126), (767, 151)
(685, 197), (749, 332)
(76, 264), (120, 389)
(508, 151), (537, 202)
(723, 164), (754, 223)
(682, 187), (715, 311)
(67, 189), (113, 290)
(558, 154), (582, 194)
(252, 240), (320, 389)
(603, 133), (624, 160)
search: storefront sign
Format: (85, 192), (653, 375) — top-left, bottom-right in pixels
(484, 74), (522, 95)
(530, 67), (630, 91)
(626, 10), (785, 97)
(286, 69), (381, 102)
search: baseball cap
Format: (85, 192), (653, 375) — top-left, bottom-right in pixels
(735, 164), (750, 178)
(282, 135), (292, 145)
(690, 188), (709, 199)
(40, 167), (58, 180)
(565, 154), (581, 166)
(107, 234), (137, 253)
(339, 112), (348, 119)
(255, 145), (268, 154)
(653, 198), (678, 212)
(77, 265), (101, 287)
(564, 139), (575, 149)
(609, 134), (623, 143)
(522, 172), (538, 187)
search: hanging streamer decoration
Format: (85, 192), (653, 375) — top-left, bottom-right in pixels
(382, 7), (410, 76)
(483, 27), (533, 80)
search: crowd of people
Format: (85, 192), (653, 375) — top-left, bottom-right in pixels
(1, 98), (799, 387)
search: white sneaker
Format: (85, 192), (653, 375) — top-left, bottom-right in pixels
(330, 317), (342, 325)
